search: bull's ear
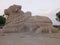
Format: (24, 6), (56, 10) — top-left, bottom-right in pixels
(15, 5), (22, 12)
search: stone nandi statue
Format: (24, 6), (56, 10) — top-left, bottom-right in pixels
(0, 4), (58, 35)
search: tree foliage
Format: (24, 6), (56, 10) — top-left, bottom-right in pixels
(56, 11), (60, 21)
(0, 16), (6, 26)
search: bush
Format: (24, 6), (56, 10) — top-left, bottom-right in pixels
(0, 16), (6, 26)
(56, 11), (60, 21)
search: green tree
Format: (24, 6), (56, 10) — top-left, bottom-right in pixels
(0, 16), (6, 26)
(56, 11), (60, 21)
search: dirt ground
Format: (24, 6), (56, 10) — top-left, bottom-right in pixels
(0, 32), (60, 45)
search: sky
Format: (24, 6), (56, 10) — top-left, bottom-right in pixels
(0, 0), (60, 25)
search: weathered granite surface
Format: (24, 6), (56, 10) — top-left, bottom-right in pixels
(1, 4), (58, 33)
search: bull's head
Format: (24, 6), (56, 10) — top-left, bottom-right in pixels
(4, 4), (22, 16)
